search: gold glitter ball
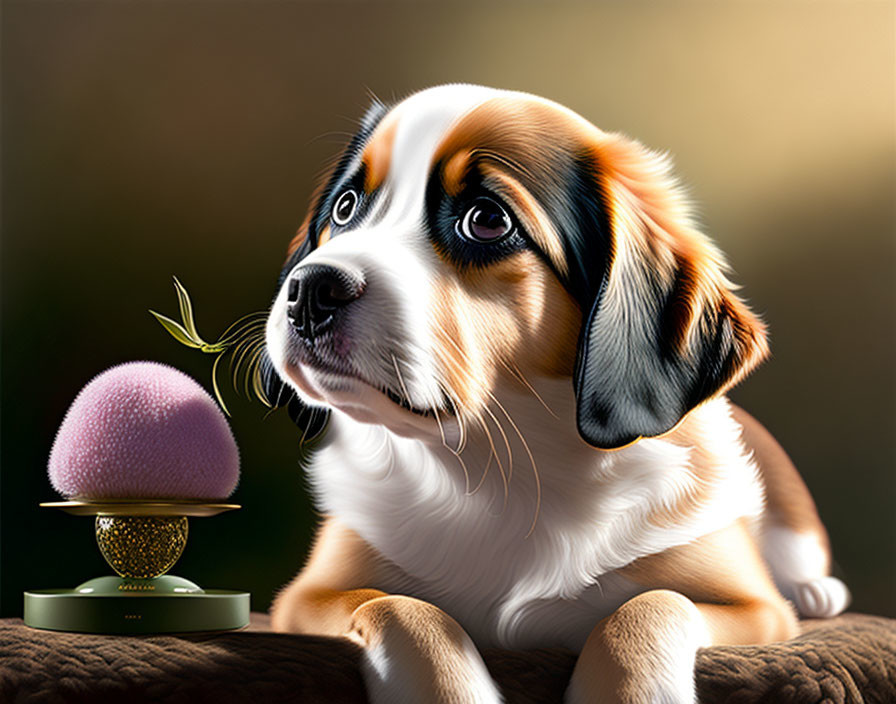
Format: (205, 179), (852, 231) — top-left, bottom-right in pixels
(95, 516), (188, 579)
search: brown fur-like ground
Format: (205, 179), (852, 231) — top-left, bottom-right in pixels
(2, 612), (894, 703)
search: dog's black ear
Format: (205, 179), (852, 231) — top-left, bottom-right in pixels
(569, 136), (768, 449)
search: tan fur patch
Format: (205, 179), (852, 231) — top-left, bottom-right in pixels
(717, 294), (769, 389)
(431, 95), (604, 277)
(617, 521), (799, 646)
(732, 405), (830, 548)
(362, 110), (400, 193)
(442, 149), (472, 197)
(270, 517), (387, 635)
(619, 520), (794, 634)
(429, 251), (580, 416)
(423, 93), (764, 425)
(479, 165), (569, 278)
(428, 95), (765, 393)
(348, 594), (495, 701)
(573, 582), (795, 704)
(697, 598), (798, 647)
(285, 161), (340, 262)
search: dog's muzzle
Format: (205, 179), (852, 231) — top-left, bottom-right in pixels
(286, 264), (366, 341)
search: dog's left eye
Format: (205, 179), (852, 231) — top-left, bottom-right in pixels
(457, 197), (513, 243)
(331, 189), (359, 226)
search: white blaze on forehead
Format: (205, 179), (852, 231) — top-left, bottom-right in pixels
(272, 88), (507, 423)
(379, 85), (502, 222)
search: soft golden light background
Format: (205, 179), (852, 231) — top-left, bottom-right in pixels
(2, 1), (893, 617)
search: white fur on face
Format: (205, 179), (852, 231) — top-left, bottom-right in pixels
(266, 223), (446, 439)
(266, 85), (506, 440)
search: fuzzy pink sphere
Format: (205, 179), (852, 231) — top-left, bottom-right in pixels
(48, 362), (240, 500)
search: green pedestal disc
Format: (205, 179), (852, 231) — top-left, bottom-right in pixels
(24, 575), (249, 634)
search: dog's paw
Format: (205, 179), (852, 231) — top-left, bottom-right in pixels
(793, 576), (851, 618)
(566, 590), (704, 704)
(348, 595), (503, 704)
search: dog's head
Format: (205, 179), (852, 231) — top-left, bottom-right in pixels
(264, 85), (767, 449)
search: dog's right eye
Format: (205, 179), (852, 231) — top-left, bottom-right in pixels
(331, 189), (359, 226)
(457, 197), (514, 243)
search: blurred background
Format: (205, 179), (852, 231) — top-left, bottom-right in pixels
(2, 1), (893, 618)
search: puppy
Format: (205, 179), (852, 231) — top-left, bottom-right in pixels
(263, 85), (849, 704)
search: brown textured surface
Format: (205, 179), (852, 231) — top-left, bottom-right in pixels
(1, 612), (894, 703)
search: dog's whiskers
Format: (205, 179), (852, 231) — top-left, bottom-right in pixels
(467, 412), (492, 496)
(481, 401), (514, 486)
(305, 130), (357, 148)
(434, 385), (473, 490)
(191, 312), (272, 412)
(431, 324), (531, 514)
(242, 341), (267, 400)
(446, 388), (469, 455)
(429, 323), (484, 456)
(435, 327), (544, 532)
(487, 389), (542, 538)
(470, 443), (494, 498)
(471, 412), (509, 512)
(393, 353), (472, 493)
(298, 407), (327, 447)
(451, 392), (469, 455)
(442, 412), (473, 495)
(391, 353), (415, 410)
(231, 336), (266, 398)
(500, 359), (559, 419)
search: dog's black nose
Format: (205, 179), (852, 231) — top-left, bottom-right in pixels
(286, 264), (365, 339)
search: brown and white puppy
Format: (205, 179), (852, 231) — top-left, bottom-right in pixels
(263, 85), (849, 704)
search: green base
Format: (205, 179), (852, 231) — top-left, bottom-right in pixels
(23, 575), (250, 634)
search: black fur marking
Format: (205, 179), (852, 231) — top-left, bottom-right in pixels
(552, 153), (615, 410)
(425, 160), (527, 269)
(307, 100), (388, 248)
(258, 347), (327, 443)
(552, 153), (613, 305)
(684, 307), (739, 410)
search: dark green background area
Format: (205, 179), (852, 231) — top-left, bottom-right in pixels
(2, 1), (894, 618)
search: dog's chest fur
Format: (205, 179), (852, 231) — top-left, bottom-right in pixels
(307, 394), (763, 651)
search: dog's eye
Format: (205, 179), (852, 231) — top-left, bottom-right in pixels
(331, 189), (359, 227)
(458, 197), (513, 243)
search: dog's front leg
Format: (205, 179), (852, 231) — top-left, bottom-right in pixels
(565, 590), (709, 704)
(565, 589), (797, 704)
(270, 518), (502, 703)
(348, 594), (503, 704)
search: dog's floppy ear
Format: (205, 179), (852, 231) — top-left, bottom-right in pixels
(572, 134), (768, 449)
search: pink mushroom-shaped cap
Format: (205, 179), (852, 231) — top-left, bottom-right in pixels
(48, 361), (240, 500)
